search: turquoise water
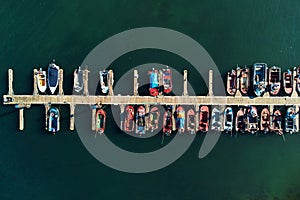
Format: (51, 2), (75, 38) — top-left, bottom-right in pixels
(1, 1), (300, 199)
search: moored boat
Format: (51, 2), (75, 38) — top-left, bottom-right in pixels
(268, 66), (281, 95)
(296, 66), (300, 93)
(271, 109), (283, 135)
(124, 105), (135, 132)
(99, 70), (109, 94)
(235, 108), (245, 133)
(187, 108), (196, 134)
(149, 68), (159, 96)
(239, 67), (250, 95)
(96, 109), (106, 134)
(223, 107), (233, 133)
(226, 69), (237, 96)
(260, 108), (270, 134)
(246, 106), (258, 134)
(285, 107), (297, 134)
(198, 106), (209, 132)
(176, 106), (185, 133)
(148, 106), (160, 132)
(163, 110), (173, 135)
(283, 69), (293, 95)
(36, 68), (47, 93)
(47, 107), (60, 134)
(211, 106), (221, 131)
(47, 62), (60, 94)
(162, 66), (172, 94)
(136, 106), (146, 135)
(253, 63), (267, 97)
(73, 66), (83, 93)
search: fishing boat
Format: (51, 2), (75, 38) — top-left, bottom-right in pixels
(176, 106), (185, 133)
(235, 108), (245, 133)
(100, 70), (109, 94)
(47, 107), (60, 133)
(239, 67), (250, 95)
(136, 106), (146, 135)
(296, 66), (300, 93)
(73, 66), (83, 93)
(268, 66), (281, 95)
(223, 107), (233, 133)
(96, 109), (106, 134)
(271, 109), (283, 135)
(260, 108), (270, 134)
(283, 69), (293, 95)
(148, 106), (160, 132)
(253, 63), (267, 97)
(162, 66), (172, 94)
(199, 106), (209, 132)
(149, 68), (159, 96)
(187, 108), (196, 134)
(124, 105), (135, 132)
(36, 68), (47, 93)
(226, 69), (237, 96)
(246, 106), (259, 134)
(211, 106), (221, 131)
(285, 107), (297, 134)
(163, 110), (173, 135)
(47, 62), (60, 94)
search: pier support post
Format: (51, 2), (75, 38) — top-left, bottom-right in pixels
(195, 105), (199, 131)
(70, 104), (75, 131)
(8, 69), (14, 96)
(172, 106), (176, 131)
(183, 70), (188, 96)
(33, 69), (39, 96)
(208, 70), (213, 96)
(235, 67), (242, 97)
(83, 68), (89, 96)
(92, 105), (96, 131)
(120, 104), (125, 130)
(133, 70), (139, 96)
(19, 108), (24, 131)
(108, 70), (114, 96)
(292, 68), (298, 97)
(145, 104), (150, 131)
(59, 69), (64, 95)
(45, 103), (50, 131)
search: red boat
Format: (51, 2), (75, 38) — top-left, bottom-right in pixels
(283, 69), (293, 95)
(198, 106), (209, 132)
(187, 108), (196, 134)
(96, 109), (106, 134)
(271, 110), (283, 135)
(260, 108), (270, 134)
(124, 105), (135, 132)
(135, 106), (146, 135)
(162, 67), (172, 94)
(148, 106), (160, 132)
(268, 66), (281, 95)
(226, 69), (237, 96)
(163, 110), (173, 135)
(235, 108), (245, 133)
(239, 67), (250, 95)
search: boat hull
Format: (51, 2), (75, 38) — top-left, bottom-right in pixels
(268, 66), (281, 95)
(136, 106), (146, 135)
(285, 107), (296, 134)
(246, 106), (258, 134)
(223, 107), (233, 133)
(199, 106), (209, 132)
(260, 108), (270, 133)
(47, 63), (60, 94)
(36, 69), (47, 93)
(124, 105), (135, 132)
(283, 71), (293, 95)
(74, 67), (83, 93)
(96, 109), (106, 134)
(253, 63), (267, 97)
(226, 70), (237, 96)
(163, 110), (173, 135)
(162, 67), (172, 94)
(271, 110), (283, 135)
(187, 109), (196, 134)
(148, 106), (160, 132)
(48, 107), (60, 133)
(235, 108), (245, 133)
(176, 106), (185, 133)
(240, 67), (250, 95)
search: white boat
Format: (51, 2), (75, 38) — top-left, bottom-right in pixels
(223, 107), (233, 133)
(73, 67), (83, 93)
(100, 70), (109, 94)
(36, 68), (47, 93)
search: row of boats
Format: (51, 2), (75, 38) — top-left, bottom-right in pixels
(36, 61), (112, 95)
(119, 105), (298, 136)
(227, 63), (300, 96)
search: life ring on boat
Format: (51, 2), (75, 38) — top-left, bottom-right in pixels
(150, 88), (159, 96)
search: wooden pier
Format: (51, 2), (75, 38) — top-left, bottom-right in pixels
(3, 68), (300, 132)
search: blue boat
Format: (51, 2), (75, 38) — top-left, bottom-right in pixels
(149, 69), (159, 96)
(285, 107), (297, 134)
(176, 106), (185, 133)
(47, 62), (60, 94)
(253, 63), (267, 97)
(48, 107), (60, 133)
